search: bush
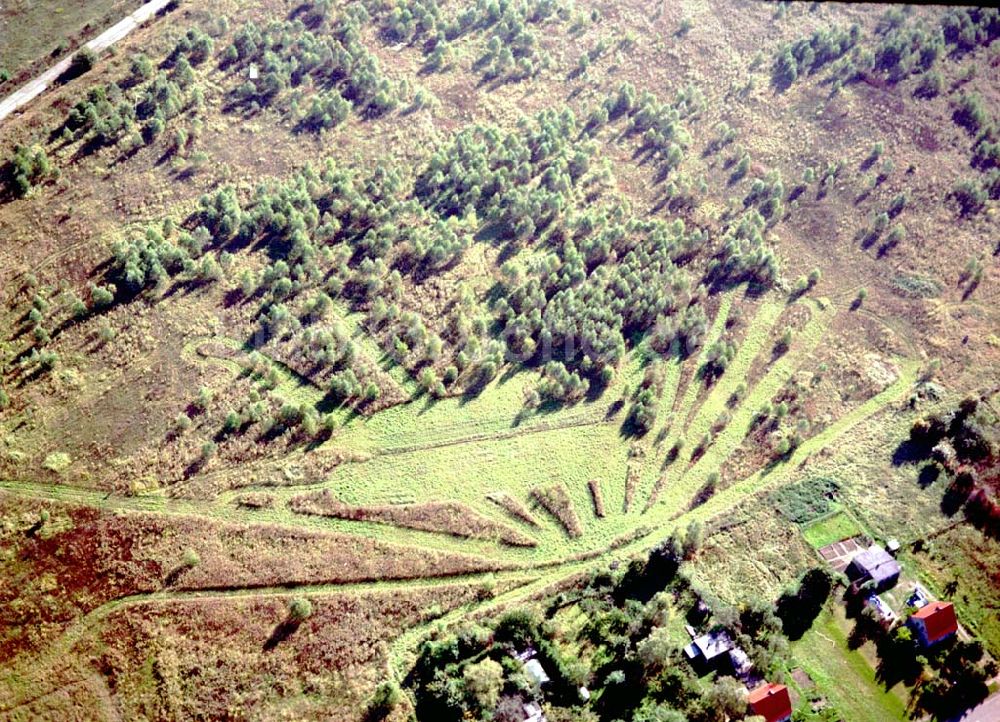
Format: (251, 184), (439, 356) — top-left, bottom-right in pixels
(367, 681), (402, 719)
(914, 70), (943, 99)
(289, 597), (313, 621)
(773, 49), (798, 88)
(5, 145), (54, 197)
(953, 179), (987, 215)
(954, 93), (988, 134)
(66, 48), (98, 77)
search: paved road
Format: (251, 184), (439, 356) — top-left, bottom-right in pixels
(0, 0), (174, 124)
(949, 692), (1000, 722)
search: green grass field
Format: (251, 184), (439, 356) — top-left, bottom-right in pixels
(191, 290), (920, 583)
(801, 510), (864, 549)
(791, 608), (908, 722)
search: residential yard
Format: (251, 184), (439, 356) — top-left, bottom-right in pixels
(912, 523), (1000, 658)
(790, 606), (909, 722)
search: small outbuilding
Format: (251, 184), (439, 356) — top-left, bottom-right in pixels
(846, 544), (901, 591)
(524, 659), (550, 686)
(866, 594), (896, 623)
(684, 629), (751, 677)
(522, 701), (546, 722)
(684, 629), (734, 665)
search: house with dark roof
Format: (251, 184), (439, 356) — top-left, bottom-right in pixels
(684, 629), (733, 665)
(908, 601), (958, 648)
(683, 630), (750, 676)
(846, 544), (900, 591)
(747, 683), (792, 722)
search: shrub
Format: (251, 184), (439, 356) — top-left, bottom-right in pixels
(914, 70), (943, 98)
(953, 179), (987, 215)
(884, 224), (906, 247)
(954, 93), (988, 134)
(888, 192), (908, 217)
(289, 597), (313, 622)
(200, 441), (217, 459)
(773, 48), (798, 88)
(67, 48), (98, 77)
(6, 144), (54, 197)
(367, 681), (402, 718)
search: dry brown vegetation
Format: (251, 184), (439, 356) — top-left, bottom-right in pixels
(0, 492), (500, 666)
(289, 490), (538, 547)
(0, 0), (997, 719)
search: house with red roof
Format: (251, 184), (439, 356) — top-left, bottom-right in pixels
(747, 683), (792, 722)
(908, 601), (958, 648)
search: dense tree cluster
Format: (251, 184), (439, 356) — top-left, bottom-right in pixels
(940, 7), (1000, 53)
(407, 532), (799, 722)
(706, 210), (779, 288)
(2, 144), (54, 197)
(363, 0), (570, 80)
(774, 9), (997, 93)
(61, 53), (203, 152)
(628, 360), (667, 434)
(773, 24), (860, 88)
(111, 226), (188, 293)
(166, 27), (216, 67)
(907, 395), (998, 536)
(76, 68), (775, 406)
(948, 92), (1000, 215)
(221, 7), (400, 120)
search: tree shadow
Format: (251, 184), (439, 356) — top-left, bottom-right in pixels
(891, 438), (928, 467)
(263, 619), (301, 651)
(917, 463), (941, 489)
(163, 564), (192, 587)
(940, 482), (971, 517)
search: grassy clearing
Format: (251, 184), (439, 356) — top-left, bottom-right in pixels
(325, 420), (629, 555)
(653, 298), (834, 514)
(642, 288), (742, 509)
(189, 293), (920, 578)
(791, 607), (908, 722)
(0, 0), (137, 80)
(691, 503), (818, 604)
(801, 510), (863, 549)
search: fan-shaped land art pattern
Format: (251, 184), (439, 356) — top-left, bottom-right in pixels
(0, 288), (920, 706)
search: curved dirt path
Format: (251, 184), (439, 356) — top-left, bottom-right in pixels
(0, 357), (918, 713)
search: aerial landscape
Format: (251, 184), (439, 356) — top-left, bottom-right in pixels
(0, 1), (998, 720)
